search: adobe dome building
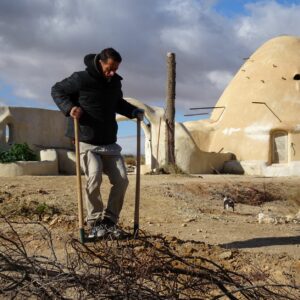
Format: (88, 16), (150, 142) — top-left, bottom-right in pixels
(182, 35), (300, 176)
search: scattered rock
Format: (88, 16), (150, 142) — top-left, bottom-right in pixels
(219, 251), (233, 260)
(154, 242), (164, 250)
(134, 246), (145, 252)
(93, 258), (101, 264)
(42, 215), (51, 222)
(273, 270), (283, 278)
(263, 265), (270, 271)
(258, 212), (299, 224)
(286, 215), (294, 222)
(49, 217), (59, 226)
(184, 218), (196, 223)
(258, 213), (277, 224)
(165, 236), (177, 243)
(37, 189), (49, 195)
(183, 244), (197, 255)
(64, 215), (77, 221)
(181, 223), (187, 227)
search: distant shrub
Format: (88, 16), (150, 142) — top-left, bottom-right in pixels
(0, 143), (38, 163)
(124, 155), (136, 166)
(146, 163), (187, 175)
(124, 154), (145, 166)
(18, 201), (60, 220)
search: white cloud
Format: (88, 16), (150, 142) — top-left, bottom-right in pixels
(0, 0), (300, 114)
(14, 87), (39, 100)
(235, 1), (300, 51)
(207, 70), (234, 91)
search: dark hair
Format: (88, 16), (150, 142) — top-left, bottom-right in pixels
(99, 48), (122, 63)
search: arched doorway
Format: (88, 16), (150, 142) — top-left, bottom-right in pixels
(0, 123), (13, 145)
(5, 124), (12, 143)
(271, 130), (288, 164)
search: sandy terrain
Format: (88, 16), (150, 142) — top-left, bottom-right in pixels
(0, 174), (300, 297)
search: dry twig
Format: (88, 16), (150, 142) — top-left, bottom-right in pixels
(0, 217), (299, 299)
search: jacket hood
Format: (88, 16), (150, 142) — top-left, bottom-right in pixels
(84, 53), (123, 81)
(84, 53), (102, 79)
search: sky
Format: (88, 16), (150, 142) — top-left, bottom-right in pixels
(1, 0), (300, 153)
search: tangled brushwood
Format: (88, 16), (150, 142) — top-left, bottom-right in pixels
(0, 218), (299, 299)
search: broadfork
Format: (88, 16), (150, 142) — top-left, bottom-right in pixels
(74, 117), (142, 243)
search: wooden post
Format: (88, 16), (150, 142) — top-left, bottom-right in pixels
(165, 52), (176, 166)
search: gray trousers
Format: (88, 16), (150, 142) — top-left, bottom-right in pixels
(80, 150), (129, 225)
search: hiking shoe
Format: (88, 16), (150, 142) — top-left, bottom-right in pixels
(88, 224), (108, 238)
(88, 224), (125, 239)
(106, 224), (126, 239)
(88, 217), (127, 239)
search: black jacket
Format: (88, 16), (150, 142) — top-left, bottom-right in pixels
(51, 53), (137, 145)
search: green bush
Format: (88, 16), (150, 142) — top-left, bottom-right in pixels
(0, 143), (38, 163)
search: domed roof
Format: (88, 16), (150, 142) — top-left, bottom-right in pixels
(211, 35), (300, 127)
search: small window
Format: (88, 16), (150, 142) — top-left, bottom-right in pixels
(293, 74), (300, 80)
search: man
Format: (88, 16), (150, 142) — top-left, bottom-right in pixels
(51, 48), (143, 238)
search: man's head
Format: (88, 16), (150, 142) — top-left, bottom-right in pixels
(99, 48), (122, 78)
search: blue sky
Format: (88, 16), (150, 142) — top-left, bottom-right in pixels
(214, 0), (256, 16)
(214, 0), (300, 17)
(1, 0), (300, 153)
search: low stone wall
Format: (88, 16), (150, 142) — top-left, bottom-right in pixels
(0, 149), (58, 176)
(56, 149), (77, 175)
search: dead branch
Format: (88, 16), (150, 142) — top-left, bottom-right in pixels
(0, 217), (299, 299)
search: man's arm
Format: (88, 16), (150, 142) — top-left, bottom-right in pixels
(51, 72), (83, 117)
(116, 97), (139, 119)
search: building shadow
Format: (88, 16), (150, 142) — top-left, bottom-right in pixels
(220, 236), (300, 249)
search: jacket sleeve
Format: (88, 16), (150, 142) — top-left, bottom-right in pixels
(116, 97), (138, 119)
(115, 82), (137, 118)
(51, 72), (82, 116)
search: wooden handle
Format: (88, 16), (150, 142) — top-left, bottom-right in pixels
(74, 118), (84, 232)
(134, 119), (141, 237)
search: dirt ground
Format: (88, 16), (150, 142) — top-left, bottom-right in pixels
(0, 173), (300, 296)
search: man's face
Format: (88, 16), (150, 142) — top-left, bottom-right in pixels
(99, 58), (120, 78)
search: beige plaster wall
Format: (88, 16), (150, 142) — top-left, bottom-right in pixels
(0, 106), (73, 175)
(125, 98), (233, 174)
(175, 122), (233, 173)
(4, 107), (73, 150)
